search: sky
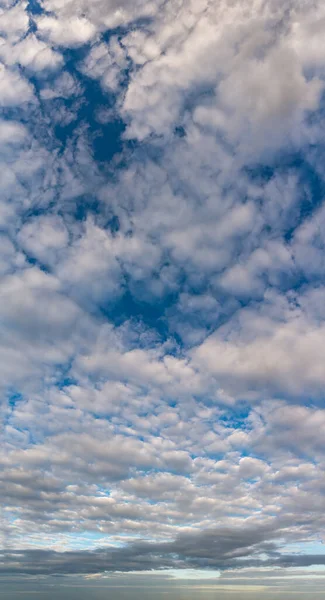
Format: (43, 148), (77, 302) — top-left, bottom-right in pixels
(2, 0), (325, 597)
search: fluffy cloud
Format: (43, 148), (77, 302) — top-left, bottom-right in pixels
(0, 1), (29, 43)
(1, 0), (325, 587)
(39, 0), (164, 33)
(0, 33), (63, 72)
(193, 287), (325, 398)
(0, 63), (34, 105)
(36, 15), (97, 48)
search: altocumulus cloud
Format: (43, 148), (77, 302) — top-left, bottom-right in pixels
(2, 0), (325, 584)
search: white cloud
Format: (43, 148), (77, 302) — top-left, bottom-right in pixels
(113, 0), (324, 148)
(193, 289), (325, 397)
(18, 214), (69, 265)
(2, 0), (325, 583)
(0, 1), (29, 43)
(0, 63), (34, 105)
(39, 0), (164, 32)
(56, 219), (122, 307)
(0, 266), (95, 394)
(0, 34), (63, 71)
(0, 119), (27, 144)
(37, 15), (97, 48)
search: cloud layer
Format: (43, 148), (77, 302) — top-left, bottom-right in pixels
(1, 0), (325, 584)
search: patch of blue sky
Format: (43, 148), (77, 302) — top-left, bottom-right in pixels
(6, 390), (24, 410)
(28, 531), (115, 551)
(282, 542), (325, 557)
(27, 0), (43, 16)
(43, 52), (125, 161)
(101, 290), (175, 341)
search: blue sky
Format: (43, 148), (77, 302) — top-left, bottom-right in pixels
(2, 0), (325, 595)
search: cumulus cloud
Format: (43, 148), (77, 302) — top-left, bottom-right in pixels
(2, 0), (325, 588)
(0, 1), (29, 43)
(39, 0), (164, 33)
(193, 288), (325, 398)
(0, 63), (34, 105)
(36, 15), (97, 48)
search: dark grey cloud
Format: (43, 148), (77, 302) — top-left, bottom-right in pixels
(2, 520), (325, 576)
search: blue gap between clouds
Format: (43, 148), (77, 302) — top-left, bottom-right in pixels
(245, 152), (325, 243)
(18, 11), (325, 353)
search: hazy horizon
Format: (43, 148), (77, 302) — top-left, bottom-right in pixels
(3, 574), (325, 600)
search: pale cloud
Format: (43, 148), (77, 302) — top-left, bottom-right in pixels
(1, 0), (325, 585)
(39, 0), (164, 32)
(115, 0), (325, 147)
(36, 15), (97, 48)
(40, 72), (82, 100)
(193, 289), (325, 397)
(0, 63), (34, 105)
(18, 214), (69, 265)
(0, 34), (63, 71)
(0, 1), (29, 43)
(80, 39), (128, 92)
(0, 119), (27, 144)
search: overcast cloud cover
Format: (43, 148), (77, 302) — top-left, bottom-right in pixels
(2, 0), (325, 596)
